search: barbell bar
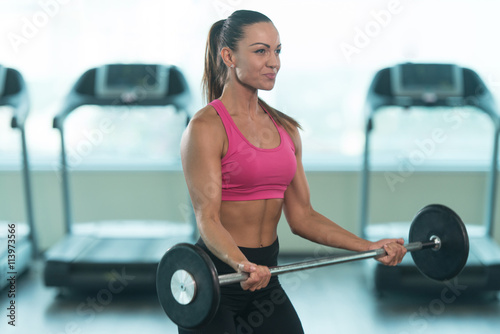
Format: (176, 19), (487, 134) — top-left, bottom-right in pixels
(157, 204), (469, 329)
(214, 237), (441, 287)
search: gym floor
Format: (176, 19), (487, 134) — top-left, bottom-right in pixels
(1, 258), (499, 334)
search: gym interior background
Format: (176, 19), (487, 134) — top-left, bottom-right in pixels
(1, 0), (500, 333)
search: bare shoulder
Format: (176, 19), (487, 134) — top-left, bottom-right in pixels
(186, 105), (224, 137)
(190, 104), (220, 126)
(182, 104), (225, 157)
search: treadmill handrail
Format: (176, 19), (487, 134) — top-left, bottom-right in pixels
(364, 66), (500, 122)
(360, 64), (500, 238)
(0, 68), (30, 130)
(0, 67), (39, 257)
(52, 64), (191, 130)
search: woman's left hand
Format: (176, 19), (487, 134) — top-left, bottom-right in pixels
(369, 238), (407, 266)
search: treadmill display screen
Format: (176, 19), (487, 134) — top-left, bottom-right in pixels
(95, 64), (168, 100)
(391, 64), (463, 98)
(0, 65), (6, 98)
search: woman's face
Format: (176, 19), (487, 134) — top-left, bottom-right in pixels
(232, 22), (281, 91)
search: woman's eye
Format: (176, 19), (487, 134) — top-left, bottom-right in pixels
(255, 49), (265, 54)
(275, 49), (282, 55)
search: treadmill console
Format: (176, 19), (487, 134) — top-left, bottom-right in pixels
(95, 64), (169, 100)
(391, 64), (463, 101)
(0, 65), (6, 98)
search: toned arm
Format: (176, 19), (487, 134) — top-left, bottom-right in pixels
(282, 126), (371, 252)
(283, 126), (406, 265)
(180, 108), (248, 271)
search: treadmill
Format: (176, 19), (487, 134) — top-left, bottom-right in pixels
(44, 64), (196, 291)
(0, 65), (39, 289)
(360, 63), (500, 293)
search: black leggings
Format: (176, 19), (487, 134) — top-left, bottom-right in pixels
(178, 238), (304, 334)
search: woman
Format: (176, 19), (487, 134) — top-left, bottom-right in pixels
(180, 9), (406, 334)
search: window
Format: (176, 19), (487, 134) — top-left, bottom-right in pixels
(1, 0), (499, 170)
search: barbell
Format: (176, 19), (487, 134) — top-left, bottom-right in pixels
(156, 204), (469, 329)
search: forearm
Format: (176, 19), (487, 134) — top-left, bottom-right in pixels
(291, 210), (372, 252)
(197, 215), (248, 272)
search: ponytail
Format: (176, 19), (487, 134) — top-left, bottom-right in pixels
(258, 98), (302, 134)
(202, 19), (227, 103)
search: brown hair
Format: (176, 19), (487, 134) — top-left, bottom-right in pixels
(202, 10), (301, 132)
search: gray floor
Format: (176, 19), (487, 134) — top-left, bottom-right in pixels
(1, 259), (499, 334)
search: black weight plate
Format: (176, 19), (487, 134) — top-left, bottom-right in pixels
(409, 204), (469, 281)
(156, 243), (220, 329)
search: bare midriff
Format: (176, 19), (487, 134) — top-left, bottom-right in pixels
(220, 198), (283, 248)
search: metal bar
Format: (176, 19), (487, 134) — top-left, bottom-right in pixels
(486, 124), (500, 237)
(19, 126), (39, 257)
(359, 116), (373, 239)
(58, 126), (73, 235)
(218, 240), (437, 286)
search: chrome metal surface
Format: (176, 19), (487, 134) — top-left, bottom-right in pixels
(170, 269), (196, 305)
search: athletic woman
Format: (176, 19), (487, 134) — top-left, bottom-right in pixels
(179, 9), (407, 333)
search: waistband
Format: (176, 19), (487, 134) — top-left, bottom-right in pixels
(196, 237), (280, 275)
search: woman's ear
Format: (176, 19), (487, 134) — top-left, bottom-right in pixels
(221, 47), (235, 69)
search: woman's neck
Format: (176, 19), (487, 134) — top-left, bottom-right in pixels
(219, 84), (261, 117)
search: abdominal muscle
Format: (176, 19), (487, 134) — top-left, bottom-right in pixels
(220, 198), (283, 248)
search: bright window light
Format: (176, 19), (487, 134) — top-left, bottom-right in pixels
(0, 0), (499, 170)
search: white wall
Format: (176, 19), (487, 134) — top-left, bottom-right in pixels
(2, 169), (498, 253)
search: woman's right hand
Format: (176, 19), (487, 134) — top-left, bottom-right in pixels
(238, 261), (271, 291)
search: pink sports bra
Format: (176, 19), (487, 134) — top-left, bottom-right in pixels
(209, 99), (297, 201)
